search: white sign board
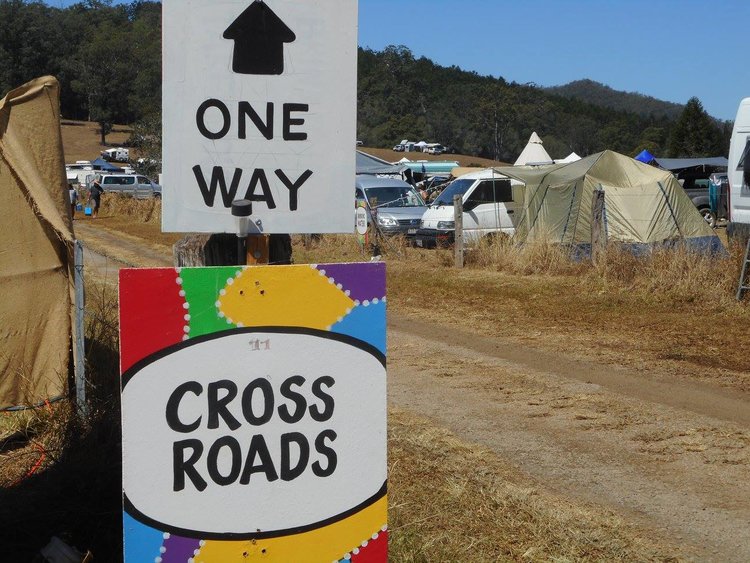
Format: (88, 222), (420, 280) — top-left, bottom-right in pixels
(162, 0), (358, 234)
(122, 329), (386, 537)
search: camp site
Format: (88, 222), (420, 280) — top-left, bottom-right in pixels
(1, 1), (750, 562)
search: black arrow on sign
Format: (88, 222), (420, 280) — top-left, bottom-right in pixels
(223, 0), (296, 75)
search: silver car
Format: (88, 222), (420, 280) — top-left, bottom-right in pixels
(96, 174), (162, 199)
(355, 175), (427, 237)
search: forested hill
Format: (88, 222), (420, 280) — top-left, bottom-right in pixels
(0, 0), (729, 161)
(358, 46), (729, 161)
(545, 79), (685, 120)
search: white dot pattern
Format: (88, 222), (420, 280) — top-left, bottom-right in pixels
(175, 272), (190, 340)
(336, 525), (387, 562)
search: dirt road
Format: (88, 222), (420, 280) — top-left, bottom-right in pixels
(388, 323), (750, 561)
(75, 226), (750, 561)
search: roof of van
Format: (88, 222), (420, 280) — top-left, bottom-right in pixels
(734, 98), (750, 132)
(355, 174), (411, 188)
(450, 168), (511, 180)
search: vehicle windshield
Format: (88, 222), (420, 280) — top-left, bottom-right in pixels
(432, 178), (474, 206)
(363, 186), (424, 208)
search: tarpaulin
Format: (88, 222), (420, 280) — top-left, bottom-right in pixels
(0, 76), (74, 409)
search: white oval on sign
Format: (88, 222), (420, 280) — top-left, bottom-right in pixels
(121, 328), (386, 538)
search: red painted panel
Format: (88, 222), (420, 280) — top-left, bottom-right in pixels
(119, 268), (187, 374)
(352, 530), (388, 563)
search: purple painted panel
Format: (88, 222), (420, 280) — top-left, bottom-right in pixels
(317, 263), (385, 303)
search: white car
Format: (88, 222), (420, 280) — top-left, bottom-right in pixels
(415, 169), (522, 247)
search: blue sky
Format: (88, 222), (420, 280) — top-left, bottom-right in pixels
(49, 0), (749, 120)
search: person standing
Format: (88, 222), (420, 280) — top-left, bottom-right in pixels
(88, 179), (104, 218)
(68, 184), (78, 218)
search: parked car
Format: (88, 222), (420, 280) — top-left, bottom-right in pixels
(415, 169), (522, 248)
(95, 173), (161, 198)
(679, 174), (721, 227)
(392, 144), (405, 152)
(425, 144), (446, 155)
(355, 175), (427, 237)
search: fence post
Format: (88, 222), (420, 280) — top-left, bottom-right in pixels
(591, 188), (606, 263)
(74, 240), (87, 416)
(453, 194), (464, 268)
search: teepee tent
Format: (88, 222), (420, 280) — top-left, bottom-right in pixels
(556, 152), (581, 164)
(514, 132), (554, 166)
(496, 150), (722, 255)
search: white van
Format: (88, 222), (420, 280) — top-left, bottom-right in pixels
(414, 169), (522, 247)
(96, 173), (162, 199)
(728, 97), (750, 240)
(65, 161), (94, 185)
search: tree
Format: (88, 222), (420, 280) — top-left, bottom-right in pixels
(129, 112), (161, 177)
(667, 97), (725, 157)
(0, 1), (65, 95)
(71, 21), (136, 144)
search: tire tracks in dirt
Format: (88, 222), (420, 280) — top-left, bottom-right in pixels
(388, 325), (750, 562)
(389, 315), (750, 428)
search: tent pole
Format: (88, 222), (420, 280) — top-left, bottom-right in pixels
(74, 241), (87, 416)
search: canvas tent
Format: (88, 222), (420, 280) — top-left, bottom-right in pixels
(0, 76), (75, 409)
(496, 150), (722, 254)
(514, 132), (554, 166)
(356, 150), (408, 176)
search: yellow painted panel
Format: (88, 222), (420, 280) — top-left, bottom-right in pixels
(218, 266), (354, 330)
(197, 495), (387, 562)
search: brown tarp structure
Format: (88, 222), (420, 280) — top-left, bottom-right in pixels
(0, 76), (75, 409)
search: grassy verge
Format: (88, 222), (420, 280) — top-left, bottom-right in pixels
(0, 278), (122, 560)
(293, 233), (749, 388)
(75, 203), (750, 386)
(388, 409), (681, 561)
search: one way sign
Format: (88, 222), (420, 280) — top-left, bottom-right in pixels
(162, 0), (358, 234)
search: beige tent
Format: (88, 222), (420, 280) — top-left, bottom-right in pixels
(496, 150), (722, 254)
(0, 76), (75, 409)
(514, 131), (554, 166)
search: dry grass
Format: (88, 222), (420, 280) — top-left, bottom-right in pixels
(61, 120), (135, 163)
(76, 196), (182, 251)
(99, 194), (162, 224)
(0, 278), (122, 560)
(388, 409), (680, 561)
(464, 234), (742, 307)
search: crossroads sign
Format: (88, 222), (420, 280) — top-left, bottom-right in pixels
(162, 0), (358, 234)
